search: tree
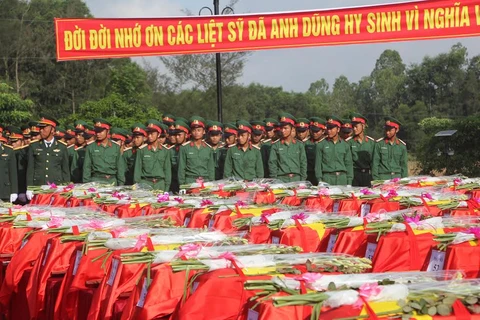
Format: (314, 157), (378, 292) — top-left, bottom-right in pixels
(329, 76), (356, 114)
(0, 82), (33, 125)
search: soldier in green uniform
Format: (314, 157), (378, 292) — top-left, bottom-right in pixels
(223, 123), (238, 148)
(268, 113), (307, 182)
(372, 117), (408, 181)
(111, 128), (128, 152)
(304, 117), (326, 185)
(296, 118), (310, 143)
(348, 113), (375, 187)
(0, 134), (18, 202)
(123, 124), (147, 185)
(169, 120), (190, 193)
(82, 119), (126, 185)
(315, 116), (353, 186)
(26, 117), (70, 196)
(21, 125), (32, 145)
(250, 121), (265, 148)
(163, 114), (176, 146)
(206, 121), (226, 180)
(178, 116), (215, 185)
(133, 120), (171, 191)
(29, 122), (41, 142)
(70, 121), (92, 183)
(261, 119), (277, 178)
(263, 118), (277, 142)
(64, 125), (77, 169)
(9, 128), (28, 203)
(224, 121), (264, 180)
(340, 120), (354, 140)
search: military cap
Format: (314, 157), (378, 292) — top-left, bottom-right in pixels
(326, 116), (343, 128)
(189, 116), (206, 129)
(350, 112), (368, 125)
(174, 120), (190, 134)
(237, 120), (252, 134)
(82, 124), (95, 138)
(8, 126), (23, 141)
(176, 117), (188, 123)
(38, 116), (59, 128)
(65, 125), (76, 139)
(162, 114), (176, 125)
(309, 117), (326, 132)
(296, 118), (310, 132)
(131, 123), (147, 137)
(341, 119), (353, 129)
(208, 121), (223, 134)
(74, 120), (88, 133)
(28, 121), (40, 134)
(111, 128), (128, 141)
(55, 126), (66, 138)
(264, 118), (277, 130)
(159, 123), (169, 137)
(279, 113), (297, 126)
(93, 118), (112, 132)
(21, 124), (31, 138)
(224, 123), (238, 136)
(250, 121), (265, 135)
(145, 119), (164, 133)
(384, 117), (403, 129)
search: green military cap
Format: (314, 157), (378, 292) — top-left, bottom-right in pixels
(64, 125), (76, 139)
(162, 114), (176, 125)
(28, 121), (40, 134)
(207, 121), (223, 134)
(295, 118), (310, 132)
(83, 124), (95, 138)
(279, 113), (297, 126)
(93, 118), (112, 132)
(55, 126), (66, 138)
(176, 117), (188, 123)
(350, 112), (368, 125)
(21, 124), (31, 138)
(341, 119), (353, 130)
(131, 123), (147, 136)
(309, 117), (326, 132)
(38, 116), (59, 128)
(263, 118), (277, 130)
(236, 120), (252, 134)
(384, 117), (403, 129)
(325, 116), (343, 128)
(7, 126), (23, 141)
(111, 127), (127, 142)
(250, 121), (265, 135)
(74, 120), (88, 133)
(189, 116), (206, 129)
(174, 120), (190, 134)
(145, 119), (164, 133)
(224, 123), (238, 137)
(159, 123), (169, 137)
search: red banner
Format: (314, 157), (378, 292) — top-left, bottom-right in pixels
(55, 0), (480, 61)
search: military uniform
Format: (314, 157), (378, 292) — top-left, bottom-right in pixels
(268, 114), (307, 182)
(0, 141), (18, 201)
(348, 113), (375, 187)
(169, 120), (189, 193)
(206, 122), (226, 180)
(315, 117), (353, 185)
(71, 145), (86, 183)
(123, 124), (147, 185)
(372, 118), (408, 181)
(305, 117), (326, 185)
(26, 139), (70, 186)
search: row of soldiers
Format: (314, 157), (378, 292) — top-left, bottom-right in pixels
(0, 112), (408, 203)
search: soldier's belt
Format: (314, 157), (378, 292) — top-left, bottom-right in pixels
(323, 171), (346, 176)
(354, 168), (371, 173)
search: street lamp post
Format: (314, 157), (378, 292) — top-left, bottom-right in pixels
(199, 1), (233, 123)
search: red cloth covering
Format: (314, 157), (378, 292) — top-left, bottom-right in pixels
(54, 245), (109, 320)
(186, 208), (211, 228)
(269, 224), (324, 252)
(280, 195), (302, 206)
(333, 228), (368, 257)
(369, 198), (400, 213)
(0, 231), (57, 310)
(50, 193), (69, 206)
(114, 203), (142, 218)
(25, 237), (78, 319)
(101, 204), (125, 215)
(163, 208), (192, 227)
(246, 225), (272, 244)
(338, 198), (367, 216)
(304, 196), (334, 211)
(0, 224), (31, 254)
(87, 256), (146, 320)
(121, 264), (199, 320)
(8, 269), (32, 320)
(443, 242), (480, 278)
(44, 276), (64, 320)
(177, 268), (271, 320)
(31, 193), (54, 205)
(253, 191), (276, 205)
(211, 209), (254, 234)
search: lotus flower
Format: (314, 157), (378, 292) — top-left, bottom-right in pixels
(318, 188), (330, 196)
(62, 184), (75, 192)
(390, 178), (401, 183)
(291, 212), (308, 222)
(260, 211), (273, 223)
(87, 187), (97, 192)
(134, 233), (148, 250)
(173, 197), (184, 204)
(175, 243), (201, 259)
(47, 216), (64, 228)
(421, 192), (434, 201)
(360, 188), (375, 195)
(403, 213), (421, 224)
(387, 189), (398, 197)
(157, 192), (170, 203)
(83, 219), (106, 230)
(359, 282), (382, 298)
(466, 227), (480, 239)
(110, 226), (128, 238)
(294, 272), (322, 284)
(200, 199), (213, 207)
(235, 200), (247, 207)
(47, 181), (57, 189)
(218, 251), (237, 261)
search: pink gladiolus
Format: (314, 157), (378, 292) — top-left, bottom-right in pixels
(453, 178), (463, 185)
(318, 188), (330, 196)
(359, 283), (382, 298)
(218, 251), (237, 261)
(157, 192), (170, 203)
(47, 181), (57, 189)
(47, 216), (64, 228)
(110, 226), (128, 238)
(174, 197), (184, 204)
(292, 212), (308, 222)
(403, 213), (421, 224)
(134, 234), (148, 250)
(387, 189), (398, 197)
(421, 192), (434, 200)
(235, 200), (247, 207)
(218, 184), (225, 191)
(200, 199), (213, 207)
(294, 272), (322, 284)
(390, 178), (401, 183)
(260, 211), (273, 223)
(466, 227), (480, 239)
(83, 219), (106, 230)
(87, 187), (97, 192)
(175, 243), (202, 259)
(360, 188), (375, 195)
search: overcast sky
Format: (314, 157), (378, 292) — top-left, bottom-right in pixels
(83, 0), (480, 92)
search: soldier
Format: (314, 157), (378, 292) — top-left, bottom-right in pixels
(296, 118), (310, 143)
(133, 120), (171, 191)
(9, 128), (28, 203)
(315, 116), (353, 186)
(158, 123), (169, 146)
(26, 116), (70, 195)
(250, 121), (265, 148)
(206, 121), (226, 180)
(82, 118), (126, 185)
(163, 114), (176, 146)
(70, 121), (91, 183)
(348, 113), (375, 187)
(111, 128), (128, 152)
(224, 121), (264, 180)
(223, 123), (238, 148)
(29, 122), (41, 141)
(263, 118), (277, 141)
(305, 117), (326, 185)
(178, 116), (214, 185)
(250, 120), (270, 177)
(0, 133), (18, 203)
(340, 120), (354, 140)
(372, 117), (408, 181)
(21, 125), (32, 145)
(268, 113), (307, 182)
(55, 127), (66, 143)
(170, 120), (189, 193)
(123, 124), (147, 185)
